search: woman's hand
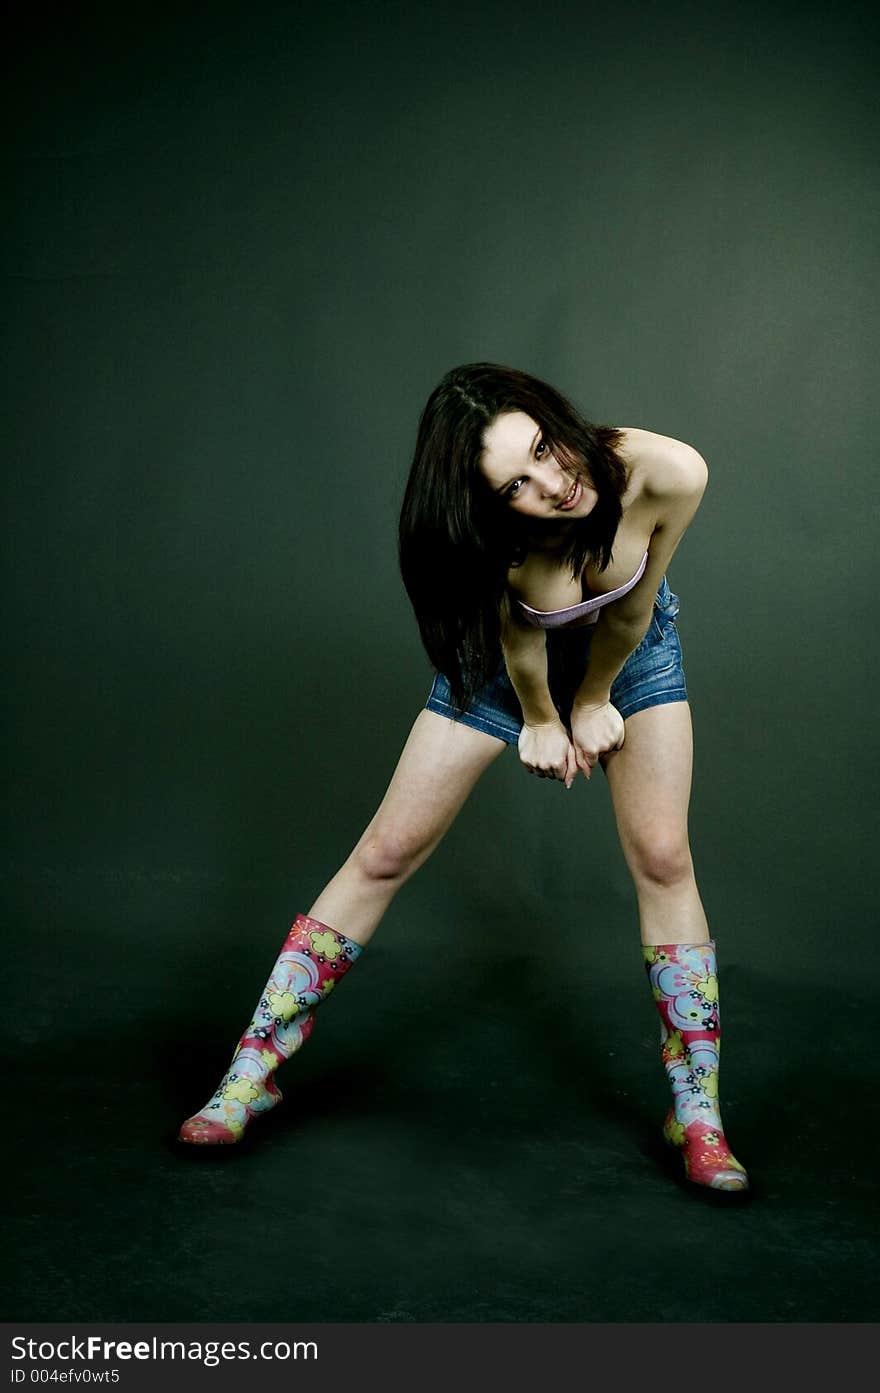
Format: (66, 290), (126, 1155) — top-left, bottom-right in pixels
(517, 719), (579, 788)
(568, 700), (625, 780)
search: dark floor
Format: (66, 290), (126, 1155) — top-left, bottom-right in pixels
(5, 870), (878, 1324)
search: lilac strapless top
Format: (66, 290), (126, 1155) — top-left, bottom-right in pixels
(514, 550), (649, 630)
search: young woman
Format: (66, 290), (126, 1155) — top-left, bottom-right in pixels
(178, 363), (749, 1196)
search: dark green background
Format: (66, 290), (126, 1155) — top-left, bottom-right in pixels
(3, 0), (878, 1323)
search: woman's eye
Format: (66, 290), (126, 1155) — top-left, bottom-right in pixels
(535, 438), (547, 460)
(508, 479), (523, 497)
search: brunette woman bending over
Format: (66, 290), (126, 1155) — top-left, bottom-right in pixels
(178, 362), (749, 1195)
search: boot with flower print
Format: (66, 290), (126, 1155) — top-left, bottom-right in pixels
(178, 912), (362, 1145)
(642, 939), (749, 1193)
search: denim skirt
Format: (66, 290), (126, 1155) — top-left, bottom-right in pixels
(424, 574), (688, 745)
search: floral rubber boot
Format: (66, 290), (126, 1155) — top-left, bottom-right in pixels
(178, 912), (362, 1145)
(642, 940), (749, 1193)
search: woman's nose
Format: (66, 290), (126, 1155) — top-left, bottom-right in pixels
(538, 465), (565, 499)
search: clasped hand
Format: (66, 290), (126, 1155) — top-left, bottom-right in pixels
(517, 701), (625, 788)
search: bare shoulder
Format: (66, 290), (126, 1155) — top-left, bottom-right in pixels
(616, 427), (708, 502)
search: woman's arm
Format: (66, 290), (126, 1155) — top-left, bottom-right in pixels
(499, 594), (559, 726)
(563, 442), (708, 780)
(573, 443), (708, 710)
(501, 596), (579, 786)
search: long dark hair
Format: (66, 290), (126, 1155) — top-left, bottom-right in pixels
(398, 362), (629, 714)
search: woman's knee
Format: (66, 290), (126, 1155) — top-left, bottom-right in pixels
(626, 830), (693, 889)
(351, 826), (435, 883)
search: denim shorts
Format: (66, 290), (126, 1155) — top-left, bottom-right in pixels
(424, 574), (688, 744)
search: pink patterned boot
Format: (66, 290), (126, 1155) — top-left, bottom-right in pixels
(642, 940), (749, 1193)
(178, 912), (362, 1145)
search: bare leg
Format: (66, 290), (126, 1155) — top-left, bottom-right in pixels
(599, 701), (749, 1192)
(309, 708), (508, 944)
(599, 700), (707, 946)
(178, 708), (508, 1143)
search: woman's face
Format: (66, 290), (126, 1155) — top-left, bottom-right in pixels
(479, 411), (597, 522)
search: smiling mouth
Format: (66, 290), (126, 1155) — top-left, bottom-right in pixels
(556, 479), (580, 510)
